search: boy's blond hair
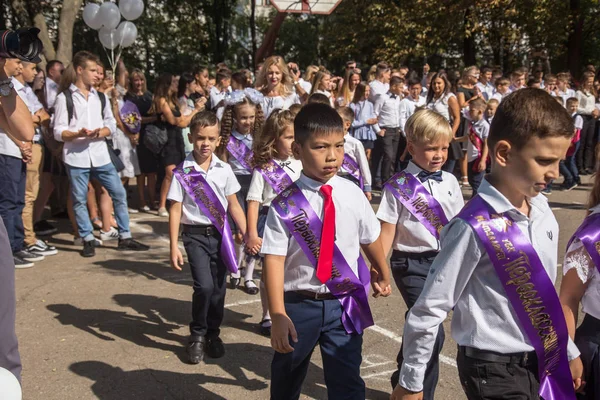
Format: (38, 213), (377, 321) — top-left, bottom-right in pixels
(405, 109), (453, 145)
(487, 98), (500, 107)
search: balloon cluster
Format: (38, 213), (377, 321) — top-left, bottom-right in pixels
(82, 0), (144, 50)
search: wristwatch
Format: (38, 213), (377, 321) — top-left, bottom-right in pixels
(0, 79), (14, 97)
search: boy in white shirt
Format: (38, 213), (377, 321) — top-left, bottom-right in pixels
(378, 109), (464, 400)
(392, 89), (583, 400)
(337, 107), (372, 200)
(262, 103), (391, 399)
(168, 111), (250, 365)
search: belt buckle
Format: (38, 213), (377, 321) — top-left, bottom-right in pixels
(314, 292), (328, 300)
(205, 226), (215, 236)
(521, 352), (528, 367)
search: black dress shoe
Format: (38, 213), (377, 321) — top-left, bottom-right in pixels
(390, 369), (400, 390)
(230, 277), (240, 289)
(187, 338), (205, 364)
(205, 336), (225, 358)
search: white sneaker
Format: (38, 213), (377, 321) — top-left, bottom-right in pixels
(139, 205), (151, 213)
(157, 207), (169, 217)
(27, 239), (58, 256)
(128, 207), (139, 214)
(74, 237), (103, 246)
(100, 227), (120, 241)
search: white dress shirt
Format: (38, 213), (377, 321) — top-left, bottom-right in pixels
(374, 92), (401, 128)
(340, 133), (372, 191)
(399, 179), (581, 392)
(426, 92), (456, 122)
(260, 93), (301, 119)
(298, 78), (312, 94)
(476, 81), (494, 101)
(12, 78), (42, 115)
(557, 88), (576, 106)
(0, 80), (31, 159)
(53, 84), (117, 168)
(167, 153), (241, 226)
(261, 174), (381, 293)
(313, 89), (334, 107)
(399, 95), (426, 134)
(576, 90), (596, 116)
(368, 79), (389, 103)
(490, 90), (509, 103)
(209, 86), (228, 110)
(246, 157), (302, 207)
(563, 204), (600, 320)
(467, 118), (490, 162)
(228, 130), (253, 176)
(45, 78), (59, 110)
(377, 161), (463, 253)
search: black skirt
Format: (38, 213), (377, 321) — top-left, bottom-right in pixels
(575, 313), (600, 400)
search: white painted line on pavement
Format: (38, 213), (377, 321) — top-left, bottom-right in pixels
(225, 299), (262, 308)
(362, 369), (399, 380)
(368, 324), (457, 368)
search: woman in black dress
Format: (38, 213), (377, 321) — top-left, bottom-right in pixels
(125, 69), (157, 212)
(152, 73), (203, 217)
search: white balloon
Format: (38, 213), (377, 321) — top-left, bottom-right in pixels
(82, 3), (102, 30)
(97, 2), (121, 30)
(99, 27), (119, 50)
(116, 21), (138, 47)
(119, 0), (144, 21)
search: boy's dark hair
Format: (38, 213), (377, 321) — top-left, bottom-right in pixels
(470, 97), (487, 111)
(376, 62), (390, 77)
(307, 93), (331, 105)
(46, 59), (63, 74)
(295, 103), (344, 146)
(489, 88), (573, 151)
(407, 78), (422, 87)
(337, 106), (354, 124)
(566, 97), (579, 107)
(481, 66), (492, 74)
(390, 76), (405, 87)
(527, 78), (541, 87)
(495, 77), (510, 86)
(190, 111), (219, 135)
(511, 68), (527, 79)
(216, 69), (231, 84)
(231, 71), (250, 89)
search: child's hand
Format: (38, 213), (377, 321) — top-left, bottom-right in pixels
(170, 248), (184, 271)
(271, 313), (297, 353)
(377, 129), (386, 137)
(390, 385), (423, 400)
(478, 160), (486, 172)
(371, 269), (392, 298)
(367, 118), (378, 125)
(364, 191), (372, 201)
(570, 357), (585, 392)
(234, 232), (244, 245)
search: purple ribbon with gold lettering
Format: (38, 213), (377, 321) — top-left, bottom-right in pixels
(254, 159), (294, 196)
(341, 154), (364, 190)
(272, 182), (374, 334)
(567, 213), (600, 273)
(227, 135), (254, 173)
(383, 171), (449, 239)
(459, 196), (576, 400)
(173, 165), (238, 274)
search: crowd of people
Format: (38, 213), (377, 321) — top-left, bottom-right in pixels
(1, 49), (600, 400)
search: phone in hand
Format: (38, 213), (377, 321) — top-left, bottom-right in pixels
(105, 70), (114, 81)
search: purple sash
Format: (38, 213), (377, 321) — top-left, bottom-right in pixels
(459, 196), (576, 400)
(227, 135), (253, 173)
(341, 154), (364, 190)
(567, 213), (600, 273)
(272, 183), (374, 334)
(383, 171), (449, 239)
(254, 159), (294, 196)
(173, 164), (238, 274)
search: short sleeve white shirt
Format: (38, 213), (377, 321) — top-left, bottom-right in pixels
(467, 118), (490, 162)
(246, 157), (302, 206)
(340, 133), (372, 191)
(167, 153), (241, 225)
(261, 174), (381, 293)
(260, 93), (300, 119)
(228, 130), (254, 176)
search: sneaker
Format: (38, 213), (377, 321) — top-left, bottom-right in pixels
(27, 239), (58, 256)
(541, 187), (552, 195)
(100, 227), (120, 241)
(82, 239), (96, 257)
(157, 207), (169, 217)
(14, 249), (44, 262)
(14, 256), (34, 269)
(34, 220), (57, 236)
(139, 205), (151, 213)
(576, 176), (582, 185)
(128, 207), (139, 214)
(74, 237), (103, 246)
(561, 182), (578, 191)
(117, 238), (150, 251)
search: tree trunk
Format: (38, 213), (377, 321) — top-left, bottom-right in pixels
(250, 0), (256, 70)
(567, 0), (582, 78)
(55, 0), (83, 64)
(255, 12), (287, 64)
(463, 7), (476, 66)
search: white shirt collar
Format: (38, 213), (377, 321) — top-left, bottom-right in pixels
(69, 83), (98, 96)
(477, 178), (548, 219)
(11, 77), (25, 92)
(232, 130), (252, 141)
(405, 161), (429, 175)
(182, 152), (225, 173)
(298, 172), (340, 191)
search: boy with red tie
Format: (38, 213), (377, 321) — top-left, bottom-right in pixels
(261, 103), (392, 400)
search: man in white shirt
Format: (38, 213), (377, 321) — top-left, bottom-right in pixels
(53, 51), (149, 257)
(44, 60), (63, 112)
(368, 62), (391, 103)
(398, 79), (426, 169)
(475, 67), (494, 101)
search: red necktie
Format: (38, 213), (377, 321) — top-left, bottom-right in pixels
(316, 184), (335, 283)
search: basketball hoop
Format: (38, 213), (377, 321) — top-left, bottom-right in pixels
(269, 0), (342, 15)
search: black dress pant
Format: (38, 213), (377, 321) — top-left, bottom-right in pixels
(457, 347), (540, 400)
(182, 229), (227, 340)
(371, 127), (400, 184)
(577, 115), (596, 171)
(575, 314), (600, 400)
(390, 251), (444, 400)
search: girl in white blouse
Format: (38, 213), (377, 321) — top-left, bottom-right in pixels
(560, 172), (600, 399)
(575, 71), (599, 175)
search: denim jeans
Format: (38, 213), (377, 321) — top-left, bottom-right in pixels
(0, 154), (26, 253)
(66, 162), (131, 242)
(559, 141), (580, 185)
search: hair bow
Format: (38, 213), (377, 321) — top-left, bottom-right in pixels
(224, 88), (265, 106)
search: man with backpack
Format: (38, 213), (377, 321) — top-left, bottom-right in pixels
(53, 51), (149, 257)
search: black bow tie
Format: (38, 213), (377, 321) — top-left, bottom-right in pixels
(417, 170), (443, 183)
(390, 94), (397, 99)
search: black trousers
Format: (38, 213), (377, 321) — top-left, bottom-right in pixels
(390, 250), (444, 400)
(577, 115), (596, 171)
(182, 229), (228, 340)
(371, 127), (401, 184)
(457, 346), (540, 400)
(575, 313), (600, 400)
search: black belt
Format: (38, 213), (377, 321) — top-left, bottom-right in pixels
(459, 346), (536, 367)
(294, 290), (336, 300)
(182, 224), (220, 236)
(392, 250), (439, 260)
(380, 126), (399, 130)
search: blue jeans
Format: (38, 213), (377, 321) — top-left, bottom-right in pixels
(0, 154), (26, 253)
(559, 142), (580, 185)
(66, 163), (131, 242)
